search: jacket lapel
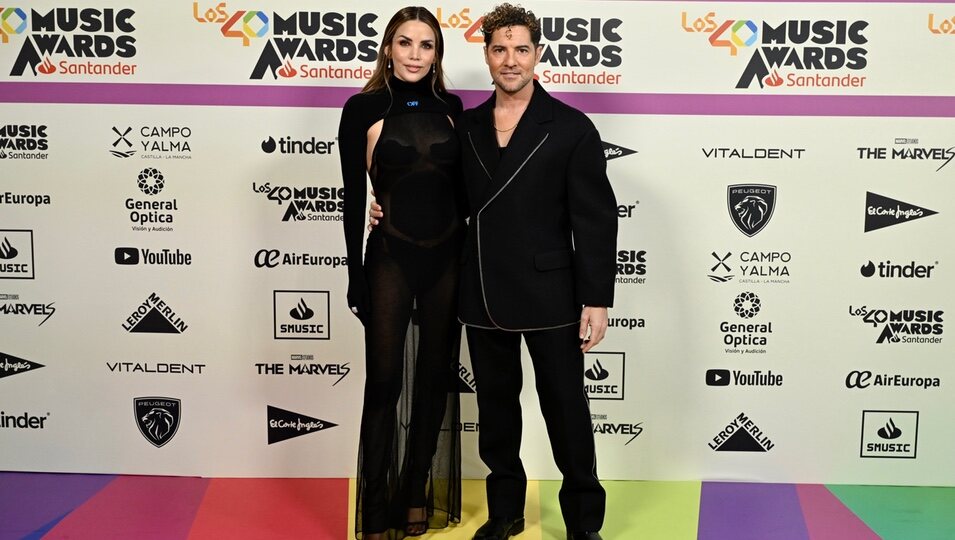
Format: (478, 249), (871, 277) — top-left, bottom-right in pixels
(464, 94), (500, 203)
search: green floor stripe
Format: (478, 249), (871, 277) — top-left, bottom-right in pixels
(538, 480), (701, 539)
(827, 485), (955, 540)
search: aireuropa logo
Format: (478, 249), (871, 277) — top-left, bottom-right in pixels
(681, 11), (868, 90)
(929, 13), (955, 34)
(122, 292), (188, 334)
(602, 141), (637, 161)
(709, 412), (774, 452)
(134, 396), (180, 448)
(273, 290), (330, 340)
(1, 191), (52, 207)
(110, 126), (193, 160)
(253, 248), (346, 270)
(267, 405), (337, 444)
(583, 351), (624, 400)
(252, 181), (344, 223)
(192, 4), (378, 80)
(860, 260), (937, 279)
(728, 184), (776, 236)
(0, 351), (44, 380)
(0, 124), (49, 160)
(845, 370), (940, 390)
(865, 192), (937, 233)
(861, 410), (917, 459)
(848, 305), (943, 345)
(0, 230), (34, 279)
(4, 8), (138, 77)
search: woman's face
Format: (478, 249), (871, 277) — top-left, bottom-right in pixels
(386, 20), (437, 83)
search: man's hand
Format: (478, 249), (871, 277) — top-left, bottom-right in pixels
(367, 192), (383, 231)
(579, 306), (608, 353)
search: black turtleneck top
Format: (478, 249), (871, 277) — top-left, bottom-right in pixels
(338, 76), (464, 284)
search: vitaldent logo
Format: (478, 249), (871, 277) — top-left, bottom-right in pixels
(682, 11), (868, 89)
(5, 8), (138, 77)
(192, 4), (378, 80)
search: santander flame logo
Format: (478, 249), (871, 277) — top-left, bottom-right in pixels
(277, 60), (297, 78)
(764, 69), (783, 87)
(38, 57), (56, 75)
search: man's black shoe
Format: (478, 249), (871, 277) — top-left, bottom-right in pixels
(567, 532), (602, 540)
(473, 517), (525, 539)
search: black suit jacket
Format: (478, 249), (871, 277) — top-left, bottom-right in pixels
(457, 81), (618, 330)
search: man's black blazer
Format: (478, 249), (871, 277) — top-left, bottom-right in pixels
(457, 81), (618, 331)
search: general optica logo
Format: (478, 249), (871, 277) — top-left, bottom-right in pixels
(192, 3), (379, 80)
(4, 7), (138, 77)
(681, 11), (868, 90)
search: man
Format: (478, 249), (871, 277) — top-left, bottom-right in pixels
(458, 5), (616, 540)
(369, 4), (617, 539)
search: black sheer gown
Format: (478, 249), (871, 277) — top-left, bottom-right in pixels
(338, 75), (464, 539)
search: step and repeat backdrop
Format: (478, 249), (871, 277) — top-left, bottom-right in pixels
(1, 1), (954, 486)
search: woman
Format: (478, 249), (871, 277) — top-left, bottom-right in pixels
(337, 7), (465, 539)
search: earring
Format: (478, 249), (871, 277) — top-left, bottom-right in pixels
(387, 59), (392, 70)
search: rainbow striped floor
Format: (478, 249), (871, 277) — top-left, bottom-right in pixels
(2, 473), (954, 539)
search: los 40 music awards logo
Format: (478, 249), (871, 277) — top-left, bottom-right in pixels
(2, 7), (139, 77)
(681, 10), (869, 90)
(191, 3), (379, 80)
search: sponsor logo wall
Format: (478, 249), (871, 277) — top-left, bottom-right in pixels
(0, 1), (953, 487)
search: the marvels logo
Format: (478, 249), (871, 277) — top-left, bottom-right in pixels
(864, 192), (937, 233)
(728, 184), (776, 237)
(123, 292), (188, 334)
(0, 230), (35, 279)
(860, 260), (936, 279)
(929, 13), (955, 34)
(134, 397), (180, 448)
(0, 409), (49, 429)
(846, 370), (940, 390)
(703, 147), (804, 159)
(583, 351), (624, 401)
(115, 247), (192, 266)
(709, 412), (774, 452)
(274, 290), (330, 340)
(110, 126), (193, 160)
(127, 168), (179, 233)
(591, 413), (643, 446)
(261, 135), (335, 155)
(849, 305), (943, 345)
(616, 249), (646, 285)
(682, 11), (868, 89)
(0, 351), (44, 380)
(252, 181), (344, 223)
(5, 8), (138, 77)
(722, 292), (771, 354)
(0, 292), (55, 326)
(254, 249), (346, 270)
(193, 4), (378, 80)
(255, 353), (350, 385)
(861, 410), (917, 459)
(267, 405), (337, 444)
(707, 251), (791, 285)
(603, 141), (637, 161)
(706, 368), (782, 387)
(857, 139), (954, 173)
(0, 124), (49, 160)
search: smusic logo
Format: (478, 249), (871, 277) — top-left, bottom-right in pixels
(5, 8), (139, 77)
(849, 305), (943, 345)
(864, 192), (938, 232)
(267, 405), (337, 444)
(861, 410), (917, 459)
(122, 293), (188, 334)
(0, 351), (45, 380)
(134, 397), (181, 448)
(709, 412), (774, 452)
(273, 290), (330, 339)
(583, 351), (624, 400)
(728, 184), (776, 236)
(0, 230), (35, 279)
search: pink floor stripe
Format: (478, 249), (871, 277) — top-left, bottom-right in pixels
(796, 485), (880, 540)
(42, 475), (210, 540)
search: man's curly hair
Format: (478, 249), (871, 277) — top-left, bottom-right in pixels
(481, 3), (541, 46)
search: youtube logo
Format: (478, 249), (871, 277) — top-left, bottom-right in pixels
(115, 247), (139, 265)
(706, 369), (730, 387)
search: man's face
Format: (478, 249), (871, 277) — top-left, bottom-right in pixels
(484, 25), (542, 95)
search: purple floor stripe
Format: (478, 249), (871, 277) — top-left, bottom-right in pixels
(698, 482), (810, 540)
(0, 472), (115, 538)
(2, 82), (954, 118)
